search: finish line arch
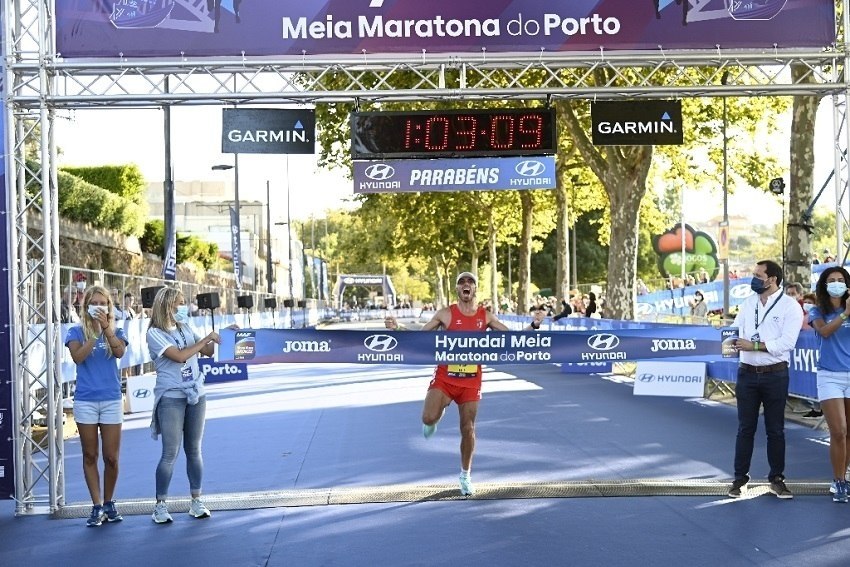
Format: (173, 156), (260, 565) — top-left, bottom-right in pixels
(6, 0), (849, 513)
(335, 275), (397, 308)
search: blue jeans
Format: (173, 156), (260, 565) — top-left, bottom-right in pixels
(733, 367), (789, 481)
(155, 395), (206, 500)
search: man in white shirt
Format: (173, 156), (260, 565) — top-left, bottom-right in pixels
(727, 260), (803, 499)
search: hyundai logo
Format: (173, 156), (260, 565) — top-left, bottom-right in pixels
(133, 389), (152, 398)
(634, 303), (653, 316)
(730, 284), (754, 300)
(365, 164), (396, 181)
(364, 334), (398, 352)
(638, 373), (655, 383)
(587, 333), (620, 351)
(515, 160), (546, 177)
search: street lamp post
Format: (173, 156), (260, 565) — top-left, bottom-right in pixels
(265, 180), (273, 294)
(212, 156), (242, 290)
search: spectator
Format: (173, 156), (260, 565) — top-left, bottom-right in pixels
(552, 298), (572, 321)
(689, 290), (708, 321)
(147, 287), (220, 524)
(65, 285), (128, 526)
(808, 266), (850, 501)
(584, 292), (598, 318)
(727, 260), (803, 499)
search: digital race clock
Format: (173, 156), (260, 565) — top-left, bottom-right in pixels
(351, 108), (556, 159)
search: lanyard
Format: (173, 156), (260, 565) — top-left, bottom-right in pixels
(174, 325), (189, 349)
(755, 294), (782, 330)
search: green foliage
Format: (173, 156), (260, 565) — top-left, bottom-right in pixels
(139, 219), (219, 270)
(61, 164), (147, 205)
(140, 219), (165, 255)
(56, 169), (146, 236)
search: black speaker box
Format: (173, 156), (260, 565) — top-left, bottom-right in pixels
(283, 299), (295, 308)
(141, 286), (165, 309)
(237, 295), (254, 309)
(297, 299), (307, 308)
(264, 297), (277, 309)
(197, 292), (220, 310)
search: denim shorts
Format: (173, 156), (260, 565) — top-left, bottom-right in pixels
(73, 399), (124, 425)
(817, 370), (850, 401)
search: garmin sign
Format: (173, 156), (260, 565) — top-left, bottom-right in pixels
(222, 109), (316, 155)
(591, 101), (683, 146)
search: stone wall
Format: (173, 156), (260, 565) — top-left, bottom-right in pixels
(28, 211), (241, 290)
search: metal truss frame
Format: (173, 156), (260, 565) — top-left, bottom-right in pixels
(4, 0), (850, 513)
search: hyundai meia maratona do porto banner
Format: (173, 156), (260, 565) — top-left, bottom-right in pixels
(57, 1), (834, 59)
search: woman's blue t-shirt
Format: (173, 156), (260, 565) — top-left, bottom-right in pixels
(809, 305), (850, 372)
(65, 325), (127, 401)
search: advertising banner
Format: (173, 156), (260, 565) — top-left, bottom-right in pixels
(218, 326), (722, 365)
(222, 109), (316, 155)
(56, 1), (835, 59)
(353, 156), (556, 194)
(592, 100), (683, 146)
(633, 361), (706, 397)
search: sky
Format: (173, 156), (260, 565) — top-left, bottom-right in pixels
(53, 98), (841, 228)
(54, 106), (356, 225)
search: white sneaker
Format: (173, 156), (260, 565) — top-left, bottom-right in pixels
(459, 474), (475, 496)
(152, 501), (173, 524)
(189, 497), (211, 519)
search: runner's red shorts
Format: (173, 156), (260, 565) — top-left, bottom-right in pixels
(429, 378), (481, 404)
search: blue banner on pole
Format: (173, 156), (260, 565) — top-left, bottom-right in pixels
(230, 206), (242, 290)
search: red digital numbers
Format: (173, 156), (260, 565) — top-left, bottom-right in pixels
(355, 109), (554, 159)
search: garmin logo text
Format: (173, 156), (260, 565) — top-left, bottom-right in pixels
(596, 120), (675, 135)
(282, 340), (331, 353)
(227, 129), (309, 144)
(649, 339), (697, 352)
(591, 101), (683, 146)
(410, 167), (499, 186)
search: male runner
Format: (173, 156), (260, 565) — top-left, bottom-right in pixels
(386, 271), (545, 496)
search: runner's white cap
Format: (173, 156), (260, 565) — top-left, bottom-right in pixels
(456, 272), (477, 285)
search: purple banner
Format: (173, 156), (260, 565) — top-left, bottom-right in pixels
(353, 156), (556, 193)
(57, 1), (834, 59)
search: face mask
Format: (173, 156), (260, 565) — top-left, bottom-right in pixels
(827, 281), (848, 298)
(750, 277), (767, 294)
(803, 303), (815, 313)
(175, 305), (190, 322)
(87, 305), (103, 318)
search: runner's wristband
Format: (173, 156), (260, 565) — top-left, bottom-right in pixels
(840, 313), (848, 321)
(753, 341), (759, 351)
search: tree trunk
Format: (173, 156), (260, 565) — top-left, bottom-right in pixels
(488, 209), (498, 311)
(607, 180), (643, 319)
(517, 192), (534, 312)
(787, 64), (821, 286)
(555, 181), (570, 300)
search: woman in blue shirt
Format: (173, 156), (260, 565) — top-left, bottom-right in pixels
(810, 266), (850, 503)
(65, 285), (128, 526)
